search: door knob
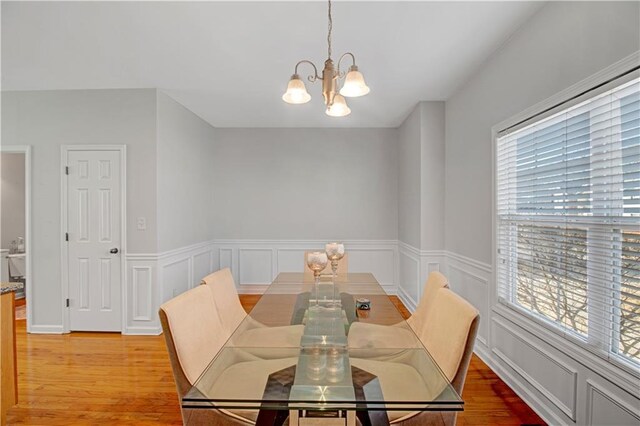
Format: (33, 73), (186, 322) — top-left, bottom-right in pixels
(110, 248), (119, 254)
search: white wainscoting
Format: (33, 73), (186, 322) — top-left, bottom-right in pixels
(124, 255), (159, 335)
(443, 250), (640, 426)
(492, 317), (578, 421)
(584, 378), (640, 426)
(124, 239), (397, 334)
(125, 240), (215, 335)
(212, 240), (398, 295)
(124, 243), (639, 425)
(397, 241), (446, 312)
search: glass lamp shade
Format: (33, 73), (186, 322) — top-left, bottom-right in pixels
(325, 94), (351, 117)
(339, 66), (370, 97)
(282, 75), (311, 104)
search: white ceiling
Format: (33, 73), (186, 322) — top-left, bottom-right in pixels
(1, 1), (544, 128)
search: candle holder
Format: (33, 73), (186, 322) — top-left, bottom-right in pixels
(306, 251), (328, 306)
(325, 242), (345, 305)
(325, 242), (345, 275)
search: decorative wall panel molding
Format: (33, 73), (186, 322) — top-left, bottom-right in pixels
(124, 239), (398, 334)
(214, 239), (398, 295)
(125, 241), (215, 335)
(491, 317), (578, 421)
(585, 379), (640, 426)
(124, 258), (159, 335)
(238, 248), (274, 285)
(441, 250), (639, 426)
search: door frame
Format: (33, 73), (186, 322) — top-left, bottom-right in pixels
(61, 145), (127, 333)
(0, 145), (32, 332)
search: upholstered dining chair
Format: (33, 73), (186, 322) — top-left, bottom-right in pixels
(347, 271), (450, 351)
(200, 268), (248, 336)
(351, 287), (479, 426)
(302, 251), (349, 281)
(406, 271), (449, 333)
(159, 285), (297, 425)
(201, 268), (305, 355)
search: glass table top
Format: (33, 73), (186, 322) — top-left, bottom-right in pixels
(183, 272), (463, 413)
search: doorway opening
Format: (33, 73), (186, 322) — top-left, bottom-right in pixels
(0, 146), (31, 330)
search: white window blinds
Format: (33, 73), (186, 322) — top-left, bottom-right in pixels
(496, 76), (640, 367)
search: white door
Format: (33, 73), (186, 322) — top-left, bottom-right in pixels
(66, 149), (122, 331)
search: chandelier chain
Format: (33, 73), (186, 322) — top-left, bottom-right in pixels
(327, 0), (332, 59)
(282, 0), (368, 116)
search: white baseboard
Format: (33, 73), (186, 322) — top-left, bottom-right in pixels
(29, 324), (64, 334)
(124, 325), (162, 335)
(397, 285), (417, 312)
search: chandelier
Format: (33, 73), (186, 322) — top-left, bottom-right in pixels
(282, 0), (370, 117)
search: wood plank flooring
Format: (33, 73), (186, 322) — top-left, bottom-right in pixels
(7, 296), (545, 425)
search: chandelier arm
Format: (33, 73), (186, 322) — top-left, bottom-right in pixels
(294, 60), (321, 82)
(336, 52), (356, 79)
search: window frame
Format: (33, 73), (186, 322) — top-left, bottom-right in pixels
(491, 52), (640, 387)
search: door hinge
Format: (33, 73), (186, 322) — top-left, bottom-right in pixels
(65, 166), (69, 175)
(65, 232), (69, 242)
(65, 298), (70, 308)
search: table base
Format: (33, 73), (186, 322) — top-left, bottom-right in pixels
(256, 365), (390, 426)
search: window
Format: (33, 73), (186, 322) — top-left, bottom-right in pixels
(496, 76), (640, 368)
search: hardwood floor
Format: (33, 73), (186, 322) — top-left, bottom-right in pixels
(7, 296), (545, 425)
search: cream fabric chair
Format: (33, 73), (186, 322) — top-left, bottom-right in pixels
(351, 287), (479, 426)
(303, 251), (349, 281)
(201, 268), (305, 356)
(200, 268), (247, 336)
(406, 271), (449, 333)
(347, 271), (450, 352)
(160, 285), (297, 425)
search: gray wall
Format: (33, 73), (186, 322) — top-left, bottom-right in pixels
(1, 89), (158, 328)
(156, 91), (216, 252)
(419, 102), (445, 251)
(397, 105), (421, 248)
(397, 102), (446, 250)
(443, 2), (640, 424)
(0, 153), (25, 249)
(397, 102), (445, 308)
(212, 128), (398, 240)
(445, 0), (640, 264)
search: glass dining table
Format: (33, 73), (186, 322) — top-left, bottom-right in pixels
(182, 272), (463, 425)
